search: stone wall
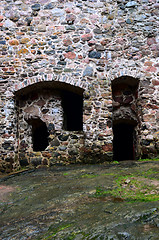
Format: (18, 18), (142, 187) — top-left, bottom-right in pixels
(0, 0), (159, 172)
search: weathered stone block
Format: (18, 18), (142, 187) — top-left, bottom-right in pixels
(19, 158), (29, 166)
(50, 138), (60, 146)
(83, 66), (93, 77)
(88, 51), (101, 59)
(81, 34), (93, 41)
(30, 157), (42, 166)
(68, 148), (78, 155)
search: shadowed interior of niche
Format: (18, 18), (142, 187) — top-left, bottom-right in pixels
(62, 91), (83, 131)
(31, 118), (49, 151)
(113, 122), (136, 161)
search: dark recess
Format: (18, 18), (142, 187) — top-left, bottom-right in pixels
(113, 123), (135, 161)
(62, 91), (83, 131)
(31, 118), (49, 151)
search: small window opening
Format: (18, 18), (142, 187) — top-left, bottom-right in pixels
(31, 118), (49, 151)
(62, 91), (83, 131)
(113, 122), (136, 161)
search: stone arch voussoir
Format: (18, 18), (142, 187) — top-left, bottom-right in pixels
(13, 74), (88, 94)
(107, 66), (144, 84)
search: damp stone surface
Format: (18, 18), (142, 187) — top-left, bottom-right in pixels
(0, 161), (159, 239)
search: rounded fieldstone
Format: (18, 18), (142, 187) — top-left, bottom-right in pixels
(57, 61), (66, 65)
(96, 67), (104, 72)
(44, 3), (54, 9)
(83, 66), (93, 77)
(93, 28), (102, 34)
(59, 146), (67, 151)
(2, 142), (14, 151)
(70, 134), (78, 139)
(126, 19), (133, 24)
(44, 50), (55, 55)
(4, 19), (16, 28)
(120, 5), (125, 10)
(66, 14), (76, 25)
(48, 123), (55, 132)
(50, 138), (60, 147)
(31, 4), (41, 11)
(58, 135), (69, 141)
(53, 152), (61, 157)
(7, 10), (20, 22)
(65, 26), (75, 31)
(68, 148), (78, 155)
(95, 44), (105, 51)
(88, 51), (101, 59)
(25, 17), (32, 26)
(81, 34), (93, 41)
(52, 8), (65, 17)
(125, 1), (137, 8)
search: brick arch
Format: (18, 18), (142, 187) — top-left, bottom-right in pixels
(106, 65), (143, 84)
(13, 74), (87, 94)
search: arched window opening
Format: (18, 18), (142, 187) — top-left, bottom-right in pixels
(62, 91), (83, 131)
(31, 118), (49, 151)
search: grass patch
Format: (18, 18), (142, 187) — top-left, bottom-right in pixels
(93, 175), (159, 202)
(111, 176), (159, 202)
(140, 168), (159, 180)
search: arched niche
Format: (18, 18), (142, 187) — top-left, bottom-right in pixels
(111, 76), (139, 160)
(15, 81), (84, 154)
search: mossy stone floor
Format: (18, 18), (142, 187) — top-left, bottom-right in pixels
(0, 160), (159, 239)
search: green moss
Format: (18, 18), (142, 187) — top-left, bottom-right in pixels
(37, 225), (90, 240)
(37, 224), (72, 240)
(138, 158), (159, 162)
(101, 172), (117, 176)
(94, 187), (109, 197)
(111, 161), (119, 164)
(81, 173), (98, 178)
(63, 172), (69, 176)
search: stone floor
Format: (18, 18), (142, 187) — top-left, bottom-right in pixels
(0, 161), (159, 239)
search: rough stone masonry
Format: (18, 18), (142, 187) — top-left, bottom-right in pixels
(0, 0), (159, 172)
